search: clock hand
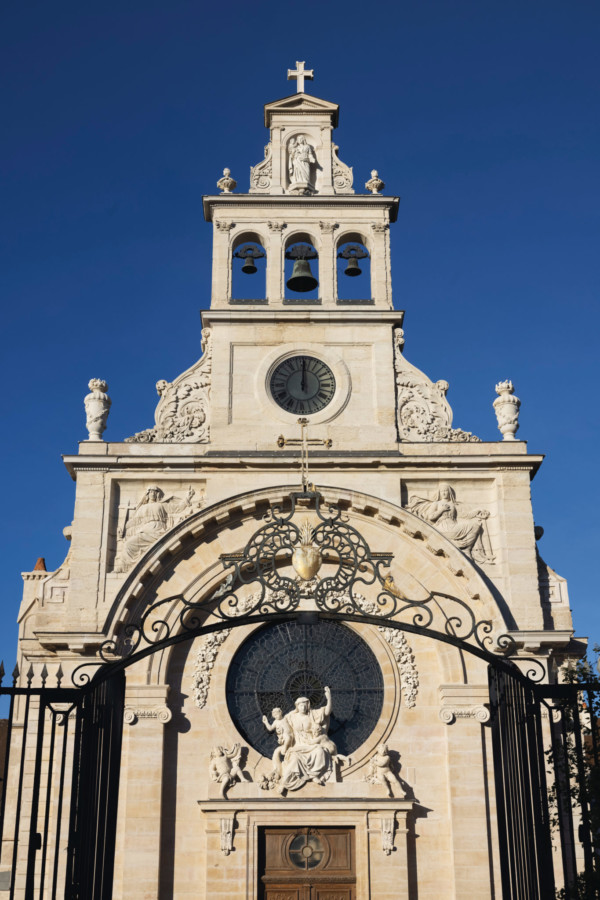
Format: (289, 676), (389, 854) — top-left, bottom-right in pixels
(301, 358), (306, 393)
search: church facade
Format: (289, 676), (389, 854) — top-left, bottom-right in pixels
(12, 65), (576, 899)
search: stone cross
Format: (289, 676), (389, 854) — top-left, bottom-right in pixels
(287, 61), (314, 94)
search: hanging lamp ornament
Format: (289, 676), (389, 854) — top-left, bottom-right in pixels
(337, 244), (369, 277)
(285, 244), (319, 292)
(217, 168), (237, 193)
(365, 170), (385, 194)
(233, 243), (266, 275)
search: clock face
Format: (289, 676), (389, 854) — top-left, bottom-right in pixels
(270, 355), (336, 415)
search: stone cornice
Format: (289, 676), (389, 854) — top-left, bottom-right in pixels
(62, 450), (544, 479)
(201, 309), (405, 326)
(203, 194), (400, 222)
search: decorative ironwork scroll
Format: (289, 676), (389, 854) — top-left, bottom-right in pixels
(72, 490), (545, 685)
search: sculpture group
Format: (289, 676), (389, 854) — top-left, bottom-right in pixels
(260, 687), (350, 795)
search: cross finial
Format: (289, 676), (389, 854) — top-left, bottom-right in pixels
(287, 61), (314, 94)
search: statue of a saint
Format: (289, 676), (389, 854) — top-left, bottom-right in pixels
(288, 136), (316, 187)
(406, 482), (494, 564)
(114, 485), (201, 572)
(262, 687), (349, 794)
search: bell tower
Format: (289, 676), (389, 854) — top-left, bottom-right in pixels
(197, 63), (406, 451)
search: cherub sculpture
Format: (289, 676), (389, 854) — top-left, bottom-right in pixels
(209, 744), (248, 798)
(262, 708), (293, 776)
(366, 743), (404, 798)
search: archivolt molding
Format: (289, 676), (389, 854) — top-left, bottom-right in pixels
(103, 484), (506, 652)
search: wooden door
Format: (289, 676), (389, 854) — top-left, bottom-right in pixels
(260, 827), (355, 900)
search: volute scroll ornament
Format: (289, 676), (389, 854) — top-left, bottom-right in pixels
(393, 334), (480, 443)
(250, 143), (273, 193)
(125, 329), (213, 444)
(331, 144), (354, 194)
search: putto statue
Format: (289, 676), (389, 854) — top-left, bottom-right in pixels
(365, 744), (404, 798)
(260, 687), (350, 795)
(114, 485), (203, 572)
(406, 482), (495, 564)
(209, 744), (248, 798)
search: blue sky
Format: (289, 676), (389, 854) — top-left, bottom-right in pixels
(1, 0), (599, 669)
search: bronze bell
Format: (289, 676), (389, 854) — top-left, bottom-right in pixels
(344, 256), (361, 277)
(286, 259), (319, 292)
(241, 257), (257, 275)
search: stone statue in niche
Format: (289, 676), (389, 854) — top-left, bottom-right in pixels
(114, 485), (203, 572)
(209, 744), (249, 799)
(365, 744), (404, 798)
(288, 135), (317, 192)
(406, 483), (495, 564)
(260, 687), (350, 795)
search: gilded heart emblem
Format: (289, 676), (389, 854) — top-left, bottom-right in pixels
(292, 521), (322, 581)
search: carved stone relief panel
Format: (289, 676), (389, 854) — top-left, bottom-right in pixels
(112, 481), (206, 573)
(125, 328), (212, 443)
(402, 480), (495, 565)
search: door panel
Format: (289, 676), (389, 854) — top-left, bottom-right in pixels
(260, 827), (355, 900)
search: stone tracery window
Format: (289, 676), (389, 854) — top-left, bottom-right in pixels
(226, 620), (384, 758)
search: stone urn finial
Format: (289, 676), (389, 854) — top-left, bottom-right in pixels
(84, 379), (111, 441)
(493, 380), (521, 441)
(217, 168), (237, 193)
(365, 170), (385, 194)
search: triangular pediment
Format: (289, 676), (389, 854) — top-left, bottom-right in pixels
(264, 93), (339, 128)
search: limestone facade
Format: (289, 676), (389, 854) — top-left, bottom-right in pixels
(12, 68), (575, 899)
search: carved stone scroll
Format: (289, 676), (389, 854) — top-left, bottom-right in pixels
(125, 329), (213, 443)
(393, 333), (480, 442)
(250, 143), (273, 193)
(332, 144), (354, 193)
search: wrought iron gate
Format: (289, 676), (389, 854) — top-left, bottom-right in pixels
(489, 666), (600, 899)
(0, 666), (124, 900)
(0, 631), (599, 899)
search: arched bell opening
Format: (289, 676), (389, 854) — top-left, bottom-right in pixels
(231, 231), (267, 302)
(284, 232), (320, 303)
(336, 235), (371, 303)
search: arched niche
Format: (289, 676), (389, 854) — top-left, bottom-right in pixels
(283, 230), (320, 303)
(231, 230), (267, 303)
(335, 231), (372, 304)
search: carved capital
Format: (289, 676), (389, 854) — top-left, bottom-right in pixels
(124, 705), (172, 725)
(267, 221), (286, 232)
(439, 705), (490, 725)
(319, 221), (339, 234)
(215, 221), (235, 232)
(371, 223), (389, 233)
